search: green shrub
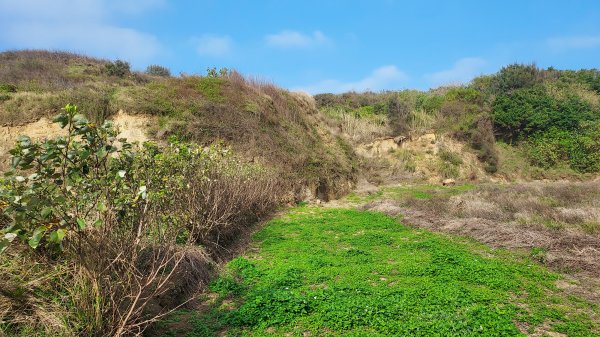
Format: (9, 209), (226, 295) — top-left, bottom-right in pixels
(145, 64), (171, 77)
(438, 160), (460, 178)
(438, 149), (463, 166)
(197, 77), (225, 102)
(0, 104), (282, 335)
(104, 60), (130, 77)
(0, 83), (17, 93)
(444, 87), (482, 104)
(491, 63), (542, 93)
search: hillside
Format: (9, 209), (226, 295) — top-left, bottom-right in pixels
(315, 64), (600, 182)
(0, 50), (357, 201)
(1, 51), (599, 337)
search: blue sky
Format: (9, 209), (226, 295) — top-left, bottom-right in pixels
(1, 0), (599, 93)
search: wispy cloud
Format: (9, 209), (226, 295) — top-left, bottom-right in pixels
(294, 65), (409, 94)
(547, 35), (600, 50)
(191, 34), (233, 57)
(425, 57), (487, 87)
(0, 0), (163, 64)
(265, 30), (330, 49)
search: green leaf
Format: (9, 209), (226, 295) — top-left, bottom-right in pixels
(117, 170), (126, 178)
(0, 232), (17, 253)
(28, 226), (46, 249)
(0, 239), (9, 254)
(96, 148), (107, 158)
(97, 202), (107, 212)
(41, 207), (52, 219)
(76, 218), (86, 231)
(49, 229), (66, 243)
(138, 185), (148, 200)
(72, 114), (89, 126)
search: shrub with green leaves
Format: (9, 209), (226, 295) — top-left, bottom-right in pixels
(104, 60), (131, 77)
(0, 104), (282, 335)
(145, 64), (171, 77)
(0, 83), (17, 93)
(0, 104), (138, 252)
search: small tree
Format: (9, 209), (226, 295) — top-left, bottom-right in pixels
(0, 105), (189, 335)
(105, 60), (131, 77)
(145, 64), (171, 77)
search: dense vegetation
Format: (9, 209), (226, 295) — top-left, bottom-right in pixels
(0, 50), (359, 335)
(315, 64), (600, 175)
(158, 207), (598, 336)
(0, 50), (358, 200)
(1, 51), (599, 336)
(0, 105), (282, 335)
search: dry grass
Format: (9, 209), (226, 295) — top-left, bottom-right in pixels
(0, 51), (358, 200)
(318, 106), (390, 143)
(360, 181), (600, 307)
(0, 50), (123, 95)
(0, 248), (76, 336)
(449, 181), (600, 233)
(120, 73), (357, 201)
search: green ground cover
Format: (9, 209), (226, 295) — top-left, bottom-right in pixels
(160, 207), (598, 337)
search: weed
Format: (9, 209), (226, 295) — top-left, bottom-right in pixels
(159, 208), (597, 336)
(437, 160), (460, 178)
(438, 148), (463, 165)
(197, 77), (225, 103)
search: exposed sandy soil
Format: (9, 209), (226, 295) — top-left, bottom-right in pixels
(357, 133), (495, 184)
(0, 111), (155, 169)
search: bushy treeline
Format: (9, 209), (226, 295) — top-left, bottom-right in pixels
(487, 65), (600, 173)
(0, 105), (282, 336)
(315, 64), (600, 174)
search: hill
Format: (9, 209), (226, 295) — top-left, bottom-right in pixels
(0, 50), (357, 201)
(315, 64), (600, 182)
(1, 51), (599, 336)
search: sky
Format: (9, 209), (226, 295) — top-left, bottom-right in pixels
(0, 0), (599, 93)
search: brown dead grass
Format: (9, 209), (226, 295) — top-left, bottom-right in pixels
(361, 180), (600, 306)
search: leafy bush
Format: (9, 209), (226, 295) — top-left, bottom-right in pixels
(145, 64), (171, 77)
(491, 63), (542, 93)
(104, 60), (131, 78)
(0, 83), (16, 93)
(0, 104), (282, 335)
(438, 149), (463, 166)
(527, 123), (600, 173)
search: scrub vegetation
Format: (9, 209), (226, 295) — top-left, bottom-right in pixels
(0, 51), (599, 336)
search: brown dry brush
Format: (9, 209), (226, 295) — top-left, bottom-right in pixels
(1, 145), (282, 336)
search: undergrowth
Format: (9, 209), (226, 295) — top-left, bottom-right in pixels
(158, 207), (598, 336)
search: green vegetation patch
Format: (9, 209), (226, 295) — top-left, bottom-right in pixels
(197, 77), (225, 103)
(161, 207), (597, 336)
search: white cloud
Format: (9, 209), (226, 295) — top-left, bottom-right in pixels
(294, 65), (409, 94)
(547, 35), (600, 50)
(265, 30), (330, 49)
(191, 35), (233, 57)
(425, 57), (487, 87)
(0, 0), (163, 64)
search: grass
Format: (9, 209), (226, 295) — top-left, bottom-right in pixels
(157, 207), (598, 336)
(382, 183), (476, 202)
(344, 184), (476, 207)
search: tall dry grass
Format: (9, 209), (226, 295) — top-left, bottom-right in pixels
(449, 181), (600, 233)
